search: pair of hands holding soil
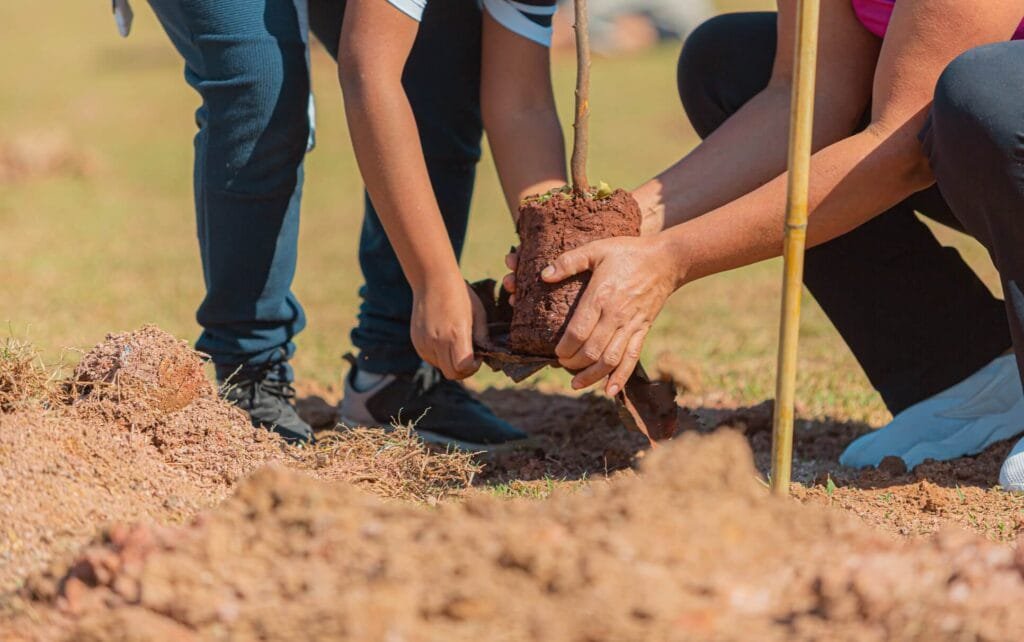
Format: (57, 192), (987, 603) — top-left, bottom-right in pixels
(412, 186), (681, 404)
(501, 233), (676, 396)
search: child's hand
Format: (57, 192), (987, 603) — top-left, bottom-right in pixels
(502, 248), (518, 304)
(411, 278), (488, 381)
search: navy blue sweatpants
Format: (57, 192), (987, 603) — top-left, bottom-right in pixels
(679, 13), (1023, 413)
(147, 0), (484, 380)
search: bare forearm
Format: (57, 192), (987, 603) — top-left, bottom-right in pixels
(486, 105), (567, 216)
(636, 78), (874, 234)
(635, 85), (793, 233)
(665, 121), (933, 285)
(636, 1), (879, 234)
(480, 11), (567, 218)
(342, 79), (460, 293)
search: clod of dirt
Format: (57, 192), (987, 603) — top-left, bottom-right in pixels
(878, 455), (908, 476)
(509, 188), (641, 356)
(71, 325), (210, 429)
(18, 430), (1024, 641)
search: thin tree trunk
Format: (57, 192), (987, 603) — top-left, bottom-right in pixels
(570, 0), (590, 195)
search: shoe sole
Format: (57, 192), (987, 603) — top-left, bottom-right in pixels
(337, 415), (527, 453)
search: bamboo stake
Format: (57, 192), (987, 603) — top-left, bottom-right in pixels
(570, 0), (590, 195)
(771, 0), (820, 496)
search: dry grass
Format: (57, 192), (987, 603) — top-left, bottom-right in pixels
(299, 426), (481, 503)
(0, 336), (62, 412)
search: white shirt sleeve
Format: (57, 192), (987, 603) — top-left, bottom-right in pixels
(385, 0), (555, 48)
(482, 0), (557, 47)
(385, 0), (427, 22)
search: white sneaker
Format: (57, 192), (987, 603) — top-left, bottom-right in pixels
(840, 354), (1024, 470)
(1000, 436), (1024, 491)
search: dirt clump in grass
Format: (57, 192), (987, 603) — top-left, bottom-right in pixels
(70, 325), (211, 428)
(14, 430), (1024, 641)
(510, 187), (642, 356)
(0, 130), (96, 185)
(67, 326), (284, 492)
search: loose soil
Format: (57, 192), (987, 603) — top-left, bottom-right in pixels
(510, 189), (641, 356)
(5, 327), (1024, 641)
(0, 328), (476, 596)
(10, 432), (1024, 641)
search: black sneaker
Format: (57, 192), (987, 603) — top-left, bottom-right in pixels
(218, 363), (314, 445)
(338, 358), (527, 450)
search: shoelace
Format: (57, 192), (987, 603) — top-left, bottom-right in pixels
(226, 361), (296, 404)
(256, 378), (297, 403)
(411, 364), (482, 407)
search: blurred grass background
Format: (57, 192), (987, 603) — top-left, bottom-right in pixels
(0, 0), (998, 426)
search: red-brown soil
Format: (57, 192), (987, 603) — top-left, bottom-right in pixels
(0, 328), (475, 596)
(5, 329), (1024, 640)
(510, 188), (641, 356)
(10, 431), (1024, 641)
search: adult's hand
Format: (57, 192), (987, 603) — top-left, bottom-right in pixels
(501, 211), (661, 302)
(411, 279), (488, 381)
(543, 235), (680, 396)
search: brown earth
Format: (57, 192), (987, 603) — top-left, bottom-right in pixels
(0, 328), (476, 596)
(510, 188), (642, 356)
(299, 360), (1024, 541)
(5, 328), (1024, 640)
(10, 431), (1024, 641)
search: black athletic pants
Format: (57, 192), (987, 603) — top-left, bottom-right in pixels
(678, 13), (1023, 413)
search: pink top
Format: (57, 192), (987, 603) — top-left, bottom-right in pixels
(852, 0), (1024, 40)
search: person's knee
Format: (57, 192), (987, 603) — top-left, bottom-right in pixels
(932, 45), (1023, 166)
(677, 13), (775, 139)
(197, 37), (310, 196)
(677, 15), (735, 136)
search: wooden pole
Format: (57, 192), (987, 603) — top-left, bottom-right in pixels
(771, 0), (820, 496)
(570, 0), (590, 195)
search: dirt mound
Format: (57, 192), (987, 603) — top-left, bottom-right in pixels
(475, 389), (1024, 542)
(13, 430), (1024, 641)
(71, 326), (211, 428)
(0, 328), (479, 595)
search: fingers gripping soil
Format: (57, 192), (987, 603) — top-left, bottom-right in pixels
(509, 189), (641, 357)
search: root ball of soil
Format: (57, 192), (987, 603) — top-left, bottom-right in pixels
(510, 189), (641, 356)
